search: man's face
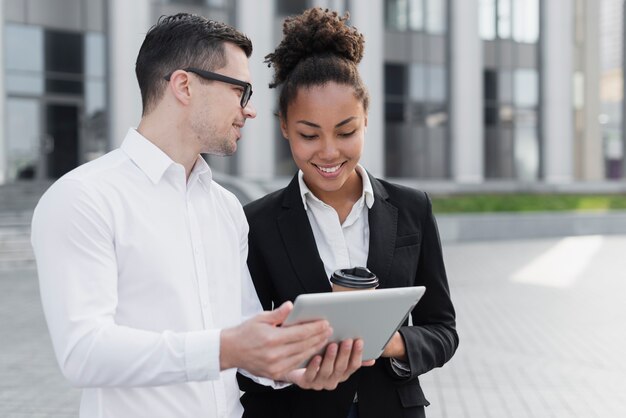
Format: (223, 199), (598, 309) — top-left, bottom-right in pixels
(189, 42), (257, 156)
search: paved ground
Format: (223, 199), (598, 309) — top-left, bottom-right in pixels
(1, 235), (626, 417)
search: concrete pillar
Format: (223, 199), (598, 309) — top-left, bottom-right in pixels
(0, 0), (6, 184)
(450, 0), (483, 183)
(582, 0), (603, 180)
(236, 0), (275, 180)
(107, 0), (151, 149)
(542, 0), (574, 182)
(347, 0), (384, 177)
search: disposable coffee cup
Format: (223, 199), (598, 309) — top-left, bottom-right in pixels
(330, 267), (379, 292)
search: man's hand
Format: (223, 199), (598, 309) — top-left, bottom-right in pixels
(220, 302), (332, 380)
(284, 338), (375, 391)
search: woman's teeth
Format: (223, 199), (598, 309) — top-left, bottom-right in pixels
(318, 164), (341, 173)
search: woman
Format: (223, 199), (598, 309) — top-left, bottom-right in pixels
(238, 8), (458, 418)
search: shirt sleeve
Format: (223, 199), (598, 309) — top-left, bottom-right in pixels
(235, 206), (291, 389)
(31, 179), (221, 387)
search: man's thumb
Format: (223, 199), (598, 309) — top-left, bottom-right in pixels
(261, 301), (293, 326)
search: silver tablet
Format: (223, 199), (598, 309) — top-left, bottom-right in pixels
(283, 286), (426, 365)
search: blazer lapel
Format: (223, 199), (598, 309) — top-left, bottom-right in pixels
(277, 176), (332, 294)
(367, 175), (398, 286)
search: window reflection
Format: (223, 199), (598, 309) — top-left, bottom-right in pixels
(85, 33), (106, 78)
(386, 0), (447, 33)
(409, 0), (424, 31)
(426, 0), (447, 34)
(497, 0), (512, 39)
(5, 24), (44, 72)
(6, 99), (41, 181)
(6, 74), (44, 95)
(513, 0), (539, 43)
(45, 31), (83, 74)
(514, 69), (538, 107)
(277, 0), (308, 15)
(480, 0), (496, 40)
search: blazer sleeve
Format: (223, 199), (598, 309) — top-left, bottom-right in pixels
(394, 192), (459, 380)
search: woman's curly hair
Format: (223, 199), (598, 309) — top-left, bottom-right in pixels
(265, 8), (369, 118)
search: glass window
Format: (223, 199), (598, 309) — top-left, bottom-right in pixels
(85, 32), (106, 78)
(425, 0), (447, 34)
(427, 65), (446, 101)
(499, 70), (513, 102)
(484, 70), (498, 102)
(277, 0), (308, 15)
(5, 73), (44, 95)
(513, 0), (539, 43)
(480, 0), (497, 40)
(514, 109), (539, 180)
(497, 0), (512, 39)
(385, 64), (407, 97)
(409, 64), (425, 101)
(386, 102), (406, 122)
(409, 0), (424, 31)
(573, 71), (585, 110)
(514, 69), (538, 107)
(45, 78), (84, 95)
(5, 24), (44, 72)
(385, 0), (409, 31)
(45, 30), (83, 74)
(6, 98), (41, 181)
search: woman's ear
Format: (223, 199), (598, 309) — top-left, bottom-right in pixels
(280, 116), (289, 140)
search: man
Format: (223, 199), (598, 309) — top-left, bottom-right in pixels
(31, 13), (365, 418)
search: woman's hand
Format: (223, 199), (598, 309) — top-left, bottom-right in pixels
(381, 331), (407, 361)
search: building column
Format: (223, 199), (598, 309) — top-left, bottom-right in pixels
(542, 0), (574, 182)
(347, 0), (384, 177)
(0, 0), (6, 184)
(107, 0), (151, 149)
(450, 0), (483, 183)
(582, 0), (602, 180)
(236, 0), (275, 180)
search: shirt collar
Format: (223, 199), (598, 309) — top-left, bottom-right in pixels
(120, 128), (212, 185)
(298, 164), (375, 210)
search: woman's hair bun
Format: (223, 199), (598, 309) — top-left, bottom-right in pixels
(265, 8), (365, 87)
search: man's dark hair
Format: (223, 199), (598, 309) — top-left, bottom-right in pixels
(136, 13), (252, 115)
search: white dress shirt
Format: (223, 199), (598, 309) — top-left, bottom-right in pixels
(298, 165), (410, 380)
(31, 129), (267, 418)
(298, 165), (374, 282)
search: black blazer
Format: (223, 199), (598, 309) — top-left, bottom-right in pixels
(238, 173), (459, 418)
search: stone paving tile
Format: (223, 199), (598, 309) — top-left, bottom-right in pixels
(1, 236), (626, 417)
(419, 235), (626, 418)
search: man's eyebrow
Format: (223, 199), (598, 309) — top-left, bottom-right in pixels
(295, 117), (358, 129)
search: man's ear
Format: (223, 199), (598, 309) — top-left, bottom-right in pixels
(167, 70), (193, 105)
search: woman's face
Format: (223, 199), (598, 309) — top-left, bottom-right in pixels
(281, 82), (367, 202)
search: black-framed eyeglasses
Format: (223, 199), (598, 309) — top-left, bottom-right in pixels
(164, 67), (253, 108)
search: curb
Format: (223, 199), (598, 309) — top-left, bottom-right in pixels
(436, 210), (626, 242)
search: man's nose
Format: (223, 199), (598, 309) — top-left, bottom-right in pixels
(243, 101), (257, 119)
